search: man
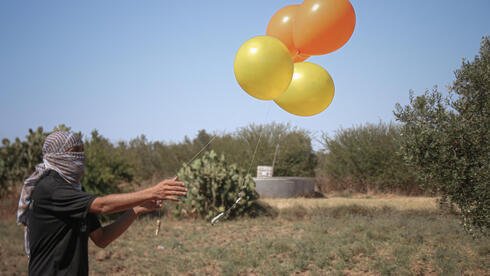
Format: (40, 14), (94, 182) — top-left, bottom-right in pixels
(17, 131), (187, 275)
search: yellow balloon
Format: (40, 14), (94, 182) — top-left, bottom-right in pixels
(234, 36), (293, 100)
(274, 62), (335, 116)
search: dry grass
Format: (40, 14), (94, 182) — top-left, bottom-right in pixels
(1, 196), (488, 275)
(262, 195), (439, 211)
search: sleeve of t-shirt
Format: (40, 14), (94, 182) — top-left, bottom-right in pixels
(48, 181), (99, 220)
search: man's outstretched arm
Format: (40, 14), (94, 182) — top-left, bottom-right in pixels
(89, 201), (160, 248)
(89, 177), (187, 215)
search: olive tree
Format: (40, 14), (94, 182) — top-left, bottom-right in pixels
(394, 37), (489, 234)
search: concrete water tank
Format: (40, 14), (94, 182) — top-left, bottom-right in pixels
(253, 177), (316, 198)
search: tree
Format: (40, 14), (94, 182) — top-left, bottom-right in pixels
(317, 122), (421, 194)
(231, 123), (317, 177)
(83, 130), (133, 195)
(394, 37), (489, 234)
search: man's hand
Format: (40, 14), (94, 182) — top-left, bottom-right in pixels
(149, 177), (187, 201)
(134, 200), (162, 216)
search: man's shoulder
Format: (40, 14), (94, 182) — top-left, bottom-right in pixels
(35, 170), (68, 192)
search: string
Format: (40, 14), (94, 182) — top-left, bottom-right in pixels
(211, 103), (273, 225)
(157, 102), (273, 231)
(155, 134), (218, 236)
(184, 136), (217, 167)
(246, 105), (272, 176)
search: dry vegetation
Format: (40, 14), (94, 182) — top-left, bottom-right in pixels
(262, 195), (439, 211)
(1, 196), (489, 275)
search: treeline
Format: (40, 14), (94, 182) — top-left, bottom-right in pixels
(1, 121), (425, 197)
(116, 123), (318, 182)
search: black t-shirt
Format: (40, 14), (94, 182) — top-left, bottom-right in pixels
(28, 170), (101, 276)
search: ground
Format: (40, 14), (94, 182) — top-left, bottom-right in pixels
(1, 195), (488, 275)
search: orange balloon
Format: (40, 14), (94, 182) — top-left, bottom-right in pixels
(266, 5), (310, 63)
(266, 5), (300, 57)
(293, 0), (356, 55)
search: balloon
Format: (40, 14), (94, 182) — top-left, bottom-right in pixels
(234, 36), (293, 100)
(274, 62), (334, 116)
(293, 0), (356, 55)
(266, 5), (310, 63)
(266, 5), (299, 58)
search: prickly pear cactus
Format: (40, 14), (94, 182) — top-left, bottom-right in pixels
(176, 150), (259, 220)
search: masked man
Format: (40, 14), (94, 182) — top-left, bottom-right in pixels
(17, 131), (187, 275)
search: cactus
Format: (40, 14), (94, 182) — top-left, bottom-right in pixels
(176, 150), (259, 220)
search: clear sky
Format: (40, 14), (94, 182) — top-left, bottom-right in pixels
(1, 1), (489, 146)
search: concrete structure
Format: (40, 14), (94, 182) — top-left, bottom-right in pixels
(253, 177), (316, 198)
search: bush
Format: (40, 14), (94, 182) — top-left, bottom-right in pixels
(82, 130), (133, 195)
(317, 122), (421, 194)
(394, 37), (489, 234)
(176, 150), (260, 220)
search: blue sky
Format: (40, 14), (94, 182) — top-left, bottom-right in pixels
(1, 1), (489, 147)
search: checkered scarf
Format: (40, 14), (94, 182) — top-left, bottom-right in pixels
(17, 131), (85, 256)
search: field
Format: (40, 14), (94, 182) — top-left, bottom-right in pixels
(1, 196), (489, 275)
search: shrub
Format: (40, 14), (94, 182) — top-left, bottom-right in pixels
(317, 122), (421, 194)
(176, 150), (260, 220)
(82, 130), (133, 195)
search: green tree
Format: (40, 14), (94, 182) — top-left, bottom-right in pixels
(225, 123), (317, 177)
(52, 124), (72, 132)
(317, 122), (420, 194)
(83, 130), (133, 195)
(394, 37), (489, 234)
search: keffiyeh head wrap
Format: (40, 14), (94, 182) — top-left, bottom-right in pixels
(17, 131), (85, 256)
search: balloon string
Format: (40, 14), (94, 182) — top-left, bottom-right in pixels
(246, 104), (272, 176)
(157, 103), (273, 230)
(184, 136), (217, 167)
(211, 103), (273, 225)
(155, 134), (218, 237)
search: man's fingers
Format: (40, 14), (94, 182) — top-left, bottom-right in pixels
(166, 181), (185, 187)
(164, 196), (180, 202)
(163, 186), (187, 192)
(169, 186), (188, 192)
(164, 191), (187, 196)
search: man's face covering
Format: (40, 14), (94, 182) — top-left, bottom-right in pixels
(18, 131), (85, 226)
